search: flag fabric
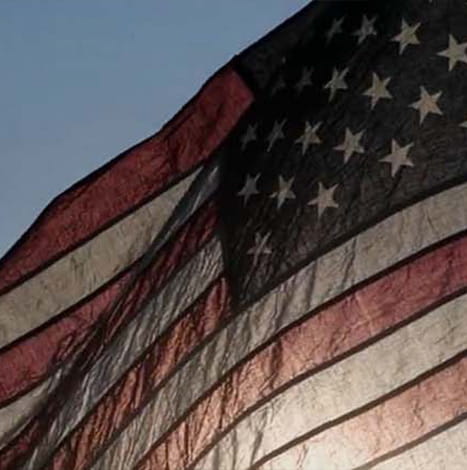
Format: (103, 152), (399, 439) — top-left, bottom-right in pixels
(1, 1), (467, 469)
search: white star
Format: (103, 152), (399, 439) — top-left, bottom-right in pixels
(363, 73), (392, 109)
(392, 19), (421, 54)
(326, 17), (345, 43)
(334, 128), (365, 162)
(308, 182), (339, 218)
(247, 232), (272, 266)
(437, 34), (467, 71)
(295, 67), (313, 93)
(410, 86), (443, 124)
(380, 139), (414, 177)
(353, 15), (377, 44)
(270, 175), (296, 209)
(461, 121), (467, 128)
(266, 119), (286, 151)
(240, 124), (257, 151)
(324, 67), (349, 101)
(237, 174), (260, 205)
(295, 122), (322, 154)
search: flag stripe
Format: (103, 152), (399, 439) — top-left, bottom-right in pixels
(136, 260), (467, 470)
(0, 66), (252, 296)
(12, 237), (224, 470)
(252, 354), (467, 470)
(0, 201), (220, 469)
(0, 377), (59, 452)
(0, 198), (218, 408)
(46, 277), (231, 470)
(350, 417), (467, 470)
(85, 181), (467, 470)
(365, 419), (467, 470)
(0, 171), (198, 350)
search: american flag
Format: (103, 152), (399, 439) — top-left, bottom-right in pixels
(1, 1), (467, 469)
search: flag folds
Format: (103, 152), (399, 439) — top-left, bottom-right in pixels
(1, 1), (467, 469)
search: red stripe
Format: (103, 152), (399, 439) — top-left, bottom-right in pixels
(46, 278), (231, 470)
(134, 233), (467, 470)
(0, 66), (252, 295)
(0, 201), (218, 470)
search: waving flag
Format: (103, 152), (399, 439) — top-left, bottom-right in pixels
(1, 1), (467, 469)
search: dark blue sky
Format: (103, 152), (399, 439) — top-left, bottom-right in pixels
(0, 1), (305, 256)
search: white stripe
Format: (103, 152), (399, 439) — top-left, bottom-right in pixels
(370, 420), (467, 470)
(0, 377), (55, 450)
(90, 182), (467, 470)
(0, 171), (198, 349)
(195, 294), (467, 470)
(20, 237), (223, 470)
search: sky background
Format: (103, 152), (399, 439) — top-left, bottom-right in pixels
(0, 1), (306, 257)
